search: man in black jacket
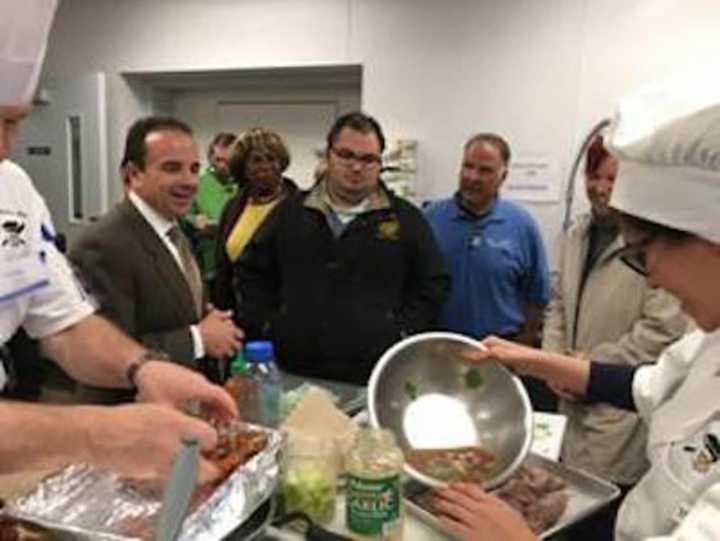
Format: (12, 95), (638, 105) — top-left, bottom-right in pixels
(237, 112), (450, 384)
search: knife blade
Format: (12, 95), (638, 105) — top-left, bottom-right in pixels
(155, 436), (199, 541)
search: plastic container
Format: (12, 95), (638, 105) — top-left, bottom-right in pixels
(223, 351), (256, 417)
(245, 340), (282, 427)
(280, 434), (339, 524)
(346, 428), (405, 540)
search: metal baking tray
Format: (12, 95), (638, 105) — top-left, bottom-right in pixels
(403, 453), (620, 539)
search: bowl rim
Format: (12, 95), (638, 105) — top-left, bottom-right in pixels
(367, 331), (534, 489)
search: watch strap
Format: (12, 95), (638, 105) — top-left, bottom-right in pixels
(126, 349), (170, 391)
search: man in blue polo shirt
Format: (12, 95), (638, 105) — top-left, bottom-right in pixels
(425, 133), (550, 347)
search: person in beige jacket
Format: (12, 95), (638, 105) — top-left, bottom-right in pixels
(542, 135), (687, 540)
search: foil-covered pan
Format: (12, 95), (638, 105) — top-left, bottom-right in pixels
(6, 423), (281, 540)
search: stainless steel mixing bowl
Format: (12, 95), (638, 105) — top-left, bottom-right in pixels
(367, 332), (533, 489)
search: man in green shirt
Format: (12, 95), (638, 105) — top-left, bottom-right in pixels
(187, 132), (237, 290)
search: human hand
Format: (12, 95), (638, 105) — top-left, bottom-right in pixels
(198, 305), (244, 359)
(434, 483), (537, 541)
(462, 336), (540, 375)
(194, 214), (210, 230)
(88, 403), (223, 484)
(134, 360), (238, 421)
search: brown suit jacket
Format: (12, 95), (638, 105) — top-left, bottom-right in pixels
(69, 198), (202, 402)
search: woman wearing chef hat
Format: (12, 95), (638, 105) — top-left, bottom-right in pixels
(434, 76), (720, 540)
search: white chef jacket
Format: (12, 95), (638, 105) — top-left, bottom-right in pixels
(616, 329), (720, 540)
(0, 160), (94, 387)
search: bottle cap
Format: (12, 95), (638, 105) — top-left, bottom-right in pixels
(245, 341), (275, 364)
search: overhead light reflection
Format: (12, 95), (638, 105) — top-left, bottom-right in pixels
(403, 393), (477, 449)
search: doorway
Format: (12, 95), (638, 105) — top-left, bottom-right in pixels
(126, 64), (362, 189)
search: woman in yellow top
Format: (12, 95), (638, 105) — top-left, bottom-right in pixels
(213, 127), (297, 310)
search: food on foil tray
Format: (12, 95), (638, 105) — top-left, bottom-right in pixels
(205, 426), (269, 479)
(0, 516), (52, 541)
(5, 423), (278, 541)
(407, 446), (497, 482)
(417, 465), (568, 534)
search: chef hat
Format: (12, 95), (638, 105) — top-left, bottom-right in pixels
(607, 73), (720, 244)
(0, 0), (58, 106)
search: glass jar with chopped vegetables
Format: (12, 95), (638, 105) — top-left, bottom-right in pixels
(280, 433), (339, 524)
(345, 428), (404, 540)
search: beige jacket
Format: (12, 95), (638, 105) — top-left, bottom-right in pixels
(542, 214), (687, 485)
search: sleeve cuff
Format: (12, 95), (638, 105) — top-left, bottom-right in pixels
(190, 325), (205, 359)
(586, 361), (638, 411)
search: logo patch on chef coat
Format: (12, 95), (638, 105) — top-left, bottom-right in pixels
(688, 432), (720, 474)
(676, 421), (720, 477)
(1, 219), (27, 247)
(666, 420), (720, 499)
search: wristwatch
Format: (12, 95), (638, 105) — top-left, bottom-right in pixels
(126, 349), (170, 392)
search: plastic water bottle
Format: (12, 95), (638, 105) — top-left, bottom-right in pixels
(245, 341), (282, 427)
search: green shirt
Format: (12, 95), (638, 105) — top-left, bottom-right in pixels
(192, 167), (236, 221)
(187, 168), (237, 280)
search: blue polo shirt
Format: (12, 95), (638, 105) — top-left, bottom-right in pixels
(424, 196), (550, 338)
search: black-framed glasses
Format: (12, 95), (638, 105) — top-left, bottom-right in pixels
(330, 146), (382, 168)
(618, 234), (657, 276)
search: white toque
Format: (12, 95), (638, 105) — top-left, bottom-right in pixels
(0, 0), (58, 106)
(607, 73), (720, 244)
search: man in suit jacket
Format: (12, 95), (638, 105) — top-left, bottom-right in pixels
(70, 117), (244, 403)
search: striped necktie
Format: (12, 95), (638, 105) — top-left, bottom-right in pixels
(167, 225), (203, 317)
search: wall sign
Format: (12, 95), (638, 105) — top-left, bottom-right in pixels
(27, 146), (52, 156)
(505, 155), (561, 203)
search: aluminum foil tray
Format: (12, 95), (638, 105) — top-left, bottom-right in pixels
(403, 452), (620, 540)
(7, 423), (281, 541)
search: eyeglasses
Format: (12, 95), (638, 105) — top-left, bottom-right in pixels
(618, 233), (657, 276)
(330, 146), (381, 168)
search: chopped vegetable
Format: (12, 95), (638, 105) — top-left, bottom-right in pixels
(281, 463), (336, 524)
(404, 381), (419, 401)
(464, 368), (484, 389)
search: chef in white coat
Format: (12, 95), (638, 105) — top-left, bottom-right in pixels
(434, 76), (720, 541)
(0, 0), (236, 483)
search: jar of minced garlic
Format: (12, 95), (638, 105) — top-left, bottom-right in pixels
(345, 428), (404, 540)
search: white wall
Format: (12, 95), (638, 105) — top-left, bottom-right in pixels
(175, 88), (360, 151)
(39, 0), (720, 252)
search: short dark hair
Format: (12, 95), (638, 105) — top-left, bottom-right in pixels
(121, 116), (193, 171)
(207, 132), (237, 162)
(585, 135), (613, 178)
(326, 112), (386, 153)
(464, 133), (511, 165)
